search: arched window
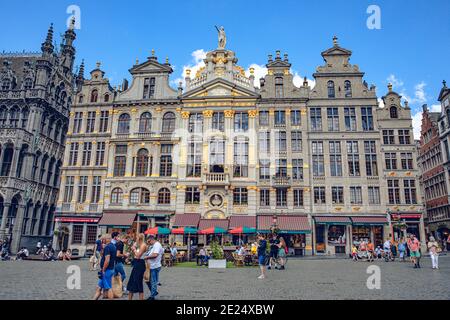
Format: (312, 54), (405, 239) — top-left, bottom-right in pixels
(158, 188), (171, 204)
(446, 108), (450, 126)
(78, 95), (84, 103)
(1, 79), (11, 91)
(60, 91), (67, 105)
(21, 107), (29, 129)
(136, 148), (149, 176)
(23, 78), (33, 90)
(139, 112), (152, 133)
(344, 80), (352, 97)
(54, 121), (61, 141)
(130, 188), (150, 204)
(90, 89), (98, 103)
(9, 106), (19, 127)
(390, 106), (398, 119)
(327, 81), (335, 98)
(162, 112), (176, 133)
(111, 188), (123, 204)
(1, 144), (14, 176)
(275, 77), (284, 98)
(117, 113), (130, 134)
(104, 94), (110, 102)
(16, 145), (28, 178)
(0, 107), (7, 125)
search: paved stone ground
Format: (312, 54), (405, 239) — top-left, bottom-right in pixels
(0, 256), (449, 300)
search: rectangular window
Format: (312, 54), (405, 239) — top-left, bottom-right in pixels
(364, 141), (378, 176)
(233, 188), (248, 205)
(234, 112), (249, 132)
(398, 129), (411, 145)
(385, 152), (397, 170)
(233, 139), (249, 177)
(310, 108), (322, 131)
(275, 159), (287, 177)
(291, 131), (302, 152)
(91, 176), (101, 204)
(329, 141), (342, 177)
(312, 141), (325, 176)
(383, 130), (395, 145)
(72, 225), (84, 244)
(209, 139), (225, 172)
(292, 159), (303, 180)
(293, 189), (304, 207)
(404, 179), (417, 204)
(275, 131), (287, 153)
(314, 187), (326, 204)
(63, 176), (74, 203)
(259, 111), (269, 126)
(258, 131), (270, 156)
(260, 189), (270, 207)
(77, 176), (88, 203)
(86, 111), (96, 133)
(344, 107), (356, 131)
(212, 112), (224, 131)
(331, 186), (344, 204)
(188, 113), (203, 133)
(86, 226), (97, 244)
(347, 141), (360, 176)
(368, 186), (380, 204)
(361, 107), (374, 131)
(291, 110), (301, 126)
(185, 187), (200, 204)
(160, 144), (173, 177)
(95, 142), (106, 166)
(388, 179), (401, 204)
(81, 142), (92, 166)
(68, 142), (79, 166)
(73, 112), (83, 134)
(143, 77), (156, 99)
(327, 107), (339, 131)
(274, 111), (286, 126)
(401, 152), (414, 170)
(99, 111), (109, 133)
(113, 144), (127, 177)
(259, 159), (270, 180)
(350, 186), (363, 204)
(187, 140), (202, 177)
(276, 188), (288, 207)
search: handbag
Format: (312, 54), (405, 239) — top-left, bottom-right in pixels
(143, 263), (150, 283)
(112, 275), (123, 298)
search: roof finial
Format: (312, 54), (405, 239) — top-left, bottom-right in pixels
(96, 61), (101, 69)
(303, 76), (308, 86)
(387, 83), (393, 92)
(41, 23), (54, 54)
(166, 56), (169, 64)
(135, 58), (139, 65)
(78, 59), (85, 78)
(284, 53), (288, 61)
(249, 67), (255, 76)
(333, 35), (338, 46)
(276, 50), (281, 59)
(443, 80), (447, 88)
(268, 54), (273, 62)
(404, 100), (409, 108)
(152, 49), (155, 57)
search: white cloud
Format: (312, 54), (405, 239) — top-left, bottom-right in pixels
(171, 49), (207, 88)
(387, 74), (404, 89)
(378, 98), (385, 109)
(244, 63), (267, 87)
(411, 104), (441, 140)
(292, 70), (316, 89)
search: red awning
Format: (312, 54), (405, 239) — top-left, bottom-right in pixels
(314, 216), (352, 224)
(257, 215), (311, 232)
(229, 215), (257, 229)
(173, 213), (200, 227)
(392, 213), (422, 219)
(351, 216), (388, 225)
(98, 213), (136, 227)
(198, 219), (229, 230)
(55, 217), (100, 223)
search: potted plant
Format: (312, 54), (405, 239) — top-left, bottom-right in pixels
(208, 241), (227, 269)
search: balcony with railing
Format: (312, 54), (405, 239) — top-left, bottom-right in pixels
(202, 172), (230, 185)
(271, 175), (291, 186)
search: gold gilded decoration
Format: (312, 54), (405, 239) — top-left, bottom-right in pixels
(268, 70), (273, 75)
(335, 207), (343, 212)
(285, 109), (291, 115)
(269, 108), (275, 115)
(175, 107), (182, 112)
(248, 110), (258, 118)
(203, 110), (213, 118)
(213, 56), (228, 64)
(195, 66), (205, 78)
(284, 69), (289, 75)
(388, 172), (396, 177)
(186, 69), (191, 77)
(181, 111), (190, 119)
(155, 107), (163, 112)
(405, 171), (412, 176)
(249, 67), (255, 76)
(131, 108), (138, 113)
(224, 110), (235, 118)
(352, 207), (361, 212)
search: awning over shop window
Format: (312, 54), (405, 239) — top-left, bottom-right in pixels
(55, 217), (100, 223)
(351, 216), (388, 225)
(98, 212), (136, 228)
(198, 219), (229, 230)
(229, 215), (257, 229)
(257, 215), (311, 234)
(314, 216), (352, 225)
(173, 213), (200, 227)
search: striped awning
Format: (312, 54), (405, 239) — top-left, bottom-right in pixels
(172, 213), (201, 227)
(198, 219), (229, 230)
(257, 215), (311, 233)
(98, 212), (136, 227)
(314, 216), (352, 225)
(229, 215), (257, 229)
(351, 216), (388, 225)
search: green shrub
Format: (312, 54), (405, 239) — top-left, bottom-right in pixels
(210, 241), (224, 260)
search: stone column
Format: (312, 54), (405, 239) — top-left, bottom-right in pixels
(22, 152), (35, 180)
(0, 144), (7, 174)
(125, 142), (133, 177)
(10, 204), (26, 253)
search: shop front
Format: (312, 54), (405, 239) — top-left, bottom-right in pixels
(97, 211), (137, 239)
(171, 213), (201, 247)
(390, 213), (425, 243)
(350, 216), (388, 248)
(198, 218), (230, 245)
(228, 215), (257, 245)
(314, 216), (352, 255)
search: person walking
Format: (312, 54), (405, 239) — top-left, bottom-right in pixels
(427, 236), (440, 269)
(268, 234), (279, 270)
(407, 234), (421, 268)
(112, 232), (128, 293)
(94, 235), (102, 270)
(93, 234), (116, 300)
(257, 233), (267, 279)
(277, 237), (287, 270)
(126, 233), (147, 300)
(398, 238), (406, 262)
(144, 234), (163, 300)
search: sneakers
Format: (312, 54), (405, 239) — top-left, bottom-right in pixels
(257, 275), (265, 280)
(267, 266), (271, 270)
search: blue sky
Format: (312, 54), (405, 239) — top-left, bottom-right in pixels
(1, 0), (449, 138)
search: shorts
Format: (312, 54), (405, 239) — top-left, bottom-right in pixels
(97, 269), (115, 290)
(410, 251), (421, 258)
(269, 250), (278, 259)
(258, 255), (266, 266)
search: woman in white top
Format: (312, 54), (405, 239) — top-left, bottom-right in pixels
(427, 236), (440, 269)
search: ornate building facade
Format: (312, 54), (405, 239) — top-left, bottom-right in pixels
(55, 35), (425, 256)
(0, 21), (77, 253)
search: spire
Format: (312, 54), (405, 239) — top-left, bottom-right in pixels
(78, 59), (85, 79)
(443, 80), (447, 88)
(333, 35), (339, 47)
(387, 83), (393, 92)
(41, 23), (54, 55)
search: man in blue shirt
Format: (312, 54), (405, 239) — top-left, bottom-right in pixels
(93, 234), (116, 300)
(94, 235), (102, 270)
(257, 233), (267, 280)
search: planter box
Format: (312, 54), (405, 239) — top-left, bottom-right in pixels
(208, 259), (227, 269)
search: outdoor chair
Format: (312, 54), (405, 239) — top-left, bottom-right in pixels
(163, 253), (173, 267)
(233, 253), (245, 267)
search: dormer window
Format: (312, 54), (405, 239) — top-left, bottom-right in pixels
(78, 95), (84, 103)
(344, 80), (352, 97)
(327, 81), (335, 98)
(275, 77), (283, 98)
(23, 78), (33, 90)
(90, 89), (98, 103)
(1, 79), (11, 91)
(143, 77), (156, 99)
(104, 94), (110, 102)
(390, 106), (398, 119)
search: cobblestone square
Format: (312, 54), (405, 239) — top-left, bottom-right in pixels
(0, 256), (449, 300)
